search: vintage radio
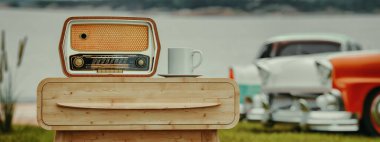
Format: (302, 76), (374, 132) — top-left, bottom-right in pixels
(59, 17), (161, 77)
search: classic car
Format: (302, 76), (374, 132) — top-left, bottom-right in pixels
(229, 33), (362, 118)
(247, 50), (380, 136)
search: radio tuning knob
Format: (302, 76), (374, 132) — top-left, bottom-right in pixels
(135, 58), (146, 68)
(73, 57), (84, 68)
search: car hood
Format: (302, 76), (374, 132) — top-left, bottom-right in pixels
(256, 51), (375, 94)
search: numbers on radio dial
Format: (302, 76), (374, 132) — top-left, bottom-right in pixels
(70, 55), (150, 71)
(92, 58), (129, 65)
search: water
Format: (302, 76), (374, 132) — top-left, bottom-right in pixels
(1, 8), (380, 102)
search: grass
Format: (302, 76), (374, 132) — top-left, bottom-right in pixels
(220, 121), (380, 142)
(0, 123), (379, 142)
(0, 125), (53, 142)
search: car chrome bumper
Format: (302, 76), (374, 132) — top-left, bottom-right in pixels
(247, 108), (358, 131)
(240, 104), (245, 114)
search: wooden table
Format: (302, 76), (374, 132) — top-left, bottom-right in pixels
(37, 77), (240, 142)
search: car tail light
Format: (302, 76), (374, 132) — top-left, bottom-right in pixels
(229, 68), (234, 79)
(255, 63), (270, 85)
(315, 60), (333, 86)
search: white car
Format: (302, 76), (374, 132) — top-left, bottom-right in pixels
(229, 33), (362, 118)
(247, 50), (380, 134)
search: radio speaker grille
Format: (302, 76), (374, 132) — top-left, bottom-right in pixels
(71, 24), (149, 52)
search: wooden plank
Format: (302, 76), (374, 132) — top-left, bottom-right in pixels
(37, 77), (239, 130)
(55, 130), (218, 142)
(202, 130), (219, 142)
(55, 131), (71, 142)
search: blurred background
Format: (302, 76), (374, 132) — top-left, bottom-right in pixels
(1, 0), (380, 102)
(0, 1), (380, 141)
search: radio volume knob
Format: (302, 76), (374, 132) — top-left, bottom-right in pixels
(135, 58), (146, 68)
(73, 57), (84, 68)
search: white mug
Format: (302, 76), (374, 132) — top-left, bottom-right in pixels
(168, 48), (203, 75)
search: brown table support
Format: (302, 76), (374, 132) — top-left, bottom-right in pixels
(55, 130), (219, 142)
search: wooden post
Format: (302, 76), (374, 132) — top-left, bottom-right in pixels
(55, 130), (218, 142)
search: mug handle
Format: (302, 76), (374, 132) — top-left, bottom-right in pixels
(192, 50), (203, 71)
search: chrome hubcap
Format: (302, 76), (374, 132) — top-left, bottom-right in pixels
(371, 94), (380, 125)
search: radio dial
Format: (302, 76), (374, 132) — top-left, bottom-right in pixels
(135, 58), (146, 68)
(73, 57), (84, 68)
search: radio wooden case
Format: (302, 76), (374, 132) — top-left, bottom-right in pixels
(59, 17), (161, 77)
(37, 77), (240, 130)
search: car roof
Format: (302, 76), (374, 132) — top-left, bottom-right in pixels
(265, 33), (355, 44)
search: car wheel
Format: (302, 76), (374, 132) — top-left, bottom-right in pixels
(240, 114), (246, 121)
(362, 90), (380, 136)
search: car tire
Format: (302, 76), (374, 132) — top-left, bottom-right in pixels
(361, 89), (380, 136)
(240, 114), (246, 121)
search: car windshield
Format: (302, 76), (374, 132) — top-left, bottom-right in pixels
(275, 42), (341, 57)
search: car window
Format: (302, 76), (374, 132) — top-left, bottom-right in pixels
(347, 41), (363, 51)
(354, 44), (362, 50)
(347, 42), (354, 51)
(276, 42), (340, 57)
(352, 43), (362, 50)
(257, 44), (273, 59)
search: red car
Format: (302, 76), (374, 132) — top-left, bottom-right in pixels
(247, 50), (380, 136)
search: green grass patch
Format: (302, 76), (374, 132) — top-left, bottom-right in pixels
(0, 123), (379, 142)
(220, 121), (379, 142)
(0, 125), (53, 142)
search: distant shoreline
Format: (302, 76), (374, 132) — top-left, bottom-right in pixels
(1, 4), (380, 17)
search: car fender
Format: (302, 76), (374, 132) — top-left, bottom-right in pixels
(334, 78), (380, 119)
(230, 65), (261, 104)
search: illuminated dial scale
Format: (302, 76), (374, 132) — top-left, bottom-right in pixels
(70, 54), (149, 72)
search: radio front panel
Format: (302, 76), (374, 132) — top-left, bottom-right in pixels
(59, 17), (161, 77)
(69, 54), (149, 73)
